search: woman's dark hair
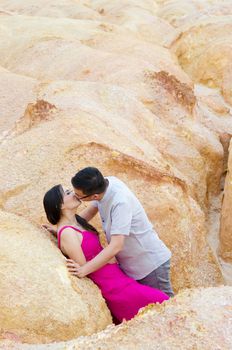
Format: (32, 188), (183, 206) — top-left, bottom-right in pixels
(43, 185), (63, 225)
(71, 167), (107, 195)
(43, 184), (99, 234)
(75, 214), (99, 235)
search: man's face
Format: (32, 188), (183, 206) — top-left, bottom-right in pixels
(73, 188), (98, 202)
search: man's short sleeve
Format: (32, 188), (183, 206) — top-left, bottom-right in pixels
(110, 202), (132, 236)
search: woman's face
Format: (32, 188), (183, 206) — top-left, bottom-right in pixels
(61, 187), (81, 210)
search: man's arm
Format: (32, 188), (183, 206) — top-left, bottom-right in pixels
(67, 234), (125, 277)
(78, 203), (98, 222)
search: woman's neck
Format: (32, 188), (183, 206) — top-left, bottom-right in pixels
(58, 210), (80, 228)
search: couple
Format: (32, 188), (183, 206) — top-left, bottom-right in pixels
(43, 167), (174, 323)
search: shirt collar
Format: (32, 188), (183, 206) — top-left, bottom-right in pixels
(99, 177), (112, 203)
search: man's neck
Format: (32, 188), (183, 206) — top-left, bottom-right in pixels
(98, 178), (109, 200)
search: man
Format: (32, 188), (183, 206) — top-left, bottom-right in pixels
(68, 166), (174, 297)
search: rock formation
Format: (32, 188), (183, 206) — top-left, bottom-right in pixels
(0, 67), (37, 140)
(169, 2), (232, 271)
(0, 210), (112, 343)
(1, 287), (232, 349)
(0, 0), (232, 348)
(219, 139), (232, 262)
(0, 84), (223, 291)
(171, 14), (232, 104)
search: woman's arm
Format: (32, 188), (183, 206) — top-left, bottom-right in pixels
(41, 224), (57, 236)
(60, 228), (86, 266)
(68, 235), (125, 277)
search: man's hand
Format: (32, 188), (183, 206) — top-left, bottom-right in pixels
(66, 259), (88, 278)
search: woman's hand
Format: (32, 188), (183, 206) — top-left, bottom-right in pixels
(41, 224), (57, 236)
(66, 259), (88, 278)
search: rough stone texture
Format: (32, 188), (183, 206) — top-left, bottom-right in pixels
(156, 0), (199, 27)
(194, 85), (232, 173)
(169, 11), (232, 191)
(0, 0), (101, 20)
(0, 67), (37, 140)
(0, 1), (173, 46)
(83, 1), (173, 46)
(219, 139), (232, 262)
(0, 15), (187, 82)
(0, 0), (231, 348)
(38, 79), (224, 207)
(156, 0), (232, 27)
(0, 82), (223, 291)
(0, 210), (112, 343)
(171, 15), (232, 105)
(1, 286), (232, 350)
(176, 1), (232, 27)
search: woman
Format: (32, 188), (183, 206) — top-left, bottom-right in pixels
(43, 185), (169, 323)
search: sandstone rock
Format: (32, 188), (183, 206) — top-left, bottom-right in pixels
(0, 0), (158, 19)
(128, 71), (224, 201)
(0, 90), (223, 291)
(89, 0), (158, 13)
(194, 85), (232, 172)
(222, 62), (232, 106)
(171, 16), (232, 105)
(80, 35), (188, 83)
(0, 0), (101, 20)
(3, 12), (215, 196)
(0, 210), (112, 343)
(85, 0), (173, 45)
(156, 0), (198, 27)
(160, 0), (232, 27)
(0, 15), (185, 84)
(1, 80), (217, 213)
(219, 139), (232, 262)
(0, 42), (223, 204)
(0, 1), (231, 348)
(170, 15), (232, 201)
(2, 286), (232, 350)
(0, 66), (37, 140)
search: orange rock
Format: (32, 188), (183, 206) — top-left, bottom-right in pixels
(0, 210), (112, 343)
(219, 139), (232, 262)
(0, 105), (223, 291)
(0, 67), (37, 140)
(0, 1), (230, 347)
(171, 16), (232, 104)
(1, 287), (232, 350)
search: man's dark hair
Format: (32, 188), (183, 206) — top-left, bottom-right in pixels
(71, 167), (107, 195)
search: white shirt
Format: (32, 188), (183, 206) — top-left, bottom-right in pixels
(93, 176), (171, 280)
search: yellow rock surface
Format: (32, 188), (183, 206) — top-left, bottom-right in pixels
(0, 95), (223, 291)
(171, 15), (232, 104)
(2, 287), (232, 350)
(0, 67), (37, 139)
(219, 139), (232, 262)
(0, 0), (231, 348)
(0, 15), (186, 83)
(0, 210), (112, 343)
(0, 0), (101, 20)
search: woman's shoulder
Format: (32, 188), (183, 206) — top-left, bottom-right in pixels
(57, 225), (83, 248)
(58, 225), (83, 238)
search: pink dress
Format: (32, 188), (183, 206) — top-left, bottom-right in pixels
(58, 226), (169, 322)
